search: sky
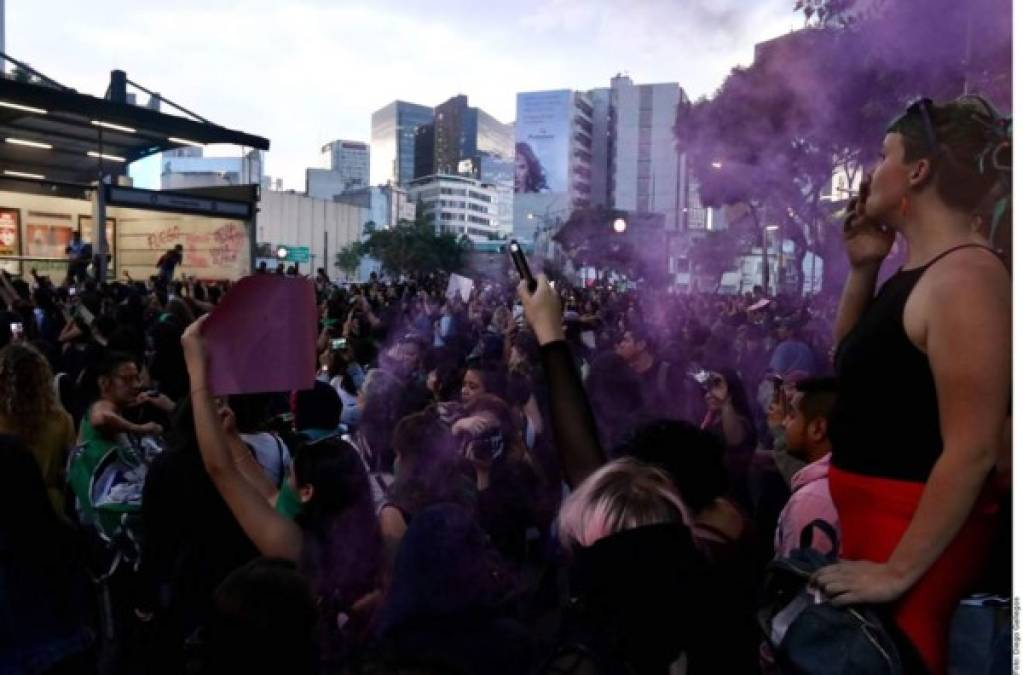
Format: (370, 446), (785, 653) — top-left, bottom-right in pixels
(8, 0), (800, 190)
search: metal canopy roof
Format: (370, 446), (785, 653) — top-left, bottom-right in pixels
(0, 76), (270, 184)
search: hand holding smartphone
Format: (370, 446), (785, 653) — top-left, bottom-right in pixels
(508, 240), (537, 293)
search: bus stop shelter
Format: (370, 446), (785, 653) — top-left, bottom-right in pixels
(0, 60), (269, 280)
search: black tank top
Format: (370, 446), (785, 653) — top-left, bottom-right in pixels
(829, 244), (1000, 483)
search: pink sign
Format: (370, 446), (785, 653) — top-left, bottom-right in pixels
(202, 275), (317, 396)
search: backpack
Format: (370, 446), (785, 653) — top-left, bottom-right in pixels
(758, 519), (903, 675)
(66, 430), (165, 569)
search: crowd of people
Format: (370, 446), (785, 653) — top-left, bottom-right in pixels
(1, 94), (1012, 675)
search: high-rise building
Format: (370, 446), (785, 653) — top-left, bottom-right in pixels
(512, 89), (596, 242)
(414, 124), (435, 180)
(423, 95), (513, 178)
(334, 184), (416, 229)
(600, 74), (690, 227)
(579, 75), (711, 231)
(408, 174), (500, 242)
(320, 139), (370, 191)
(371, 101), (433, 186)
(459, 155), (514, 236)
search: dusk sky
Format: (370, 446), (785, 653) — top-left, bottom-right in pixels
(8, 0), (800, 189)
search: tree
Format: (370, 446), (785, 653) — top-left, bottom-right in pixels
(334, 217), (470, 279)
(688, 230), (743, 293)
(676, 0), (1010, 295)
(334, 242), (363, 275)
(553, 206), (671, 287)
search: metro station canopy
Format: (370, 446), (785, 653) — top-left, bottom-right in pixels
(0, 58), (270, 185)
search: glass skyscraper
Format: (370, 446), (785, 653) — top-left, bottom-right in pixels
(371, 101), (433, 187)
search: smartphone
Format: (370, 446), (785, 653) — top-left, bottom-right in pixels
(9, 322), (22, 340)
(507, 240), (537, 293)
(331, 338), (348, 351)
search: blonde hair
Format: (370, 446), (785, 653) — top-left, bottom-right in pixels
(557, 458), (691, 548)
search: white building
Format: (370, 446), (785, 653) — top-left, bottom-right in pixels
(335, 184), (416, 230)
(321, 140), (370, 189)
(255, 190), (367, 276)
(161, 147), (263, 190)
(371, 101), (434, 186)
(512, 90), (596, 243)
(408, 174), (500, 242)
(599, 74), (706, 231)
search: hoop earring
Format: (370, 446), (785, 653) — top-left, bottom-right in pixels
(899, 195), (910, 217)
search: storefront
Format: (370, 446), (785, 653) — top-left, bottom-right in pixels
(0, 66), (269, 280)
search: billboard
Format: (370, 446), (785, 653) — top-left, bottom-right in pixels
(515, 91), (571, 194)
(0, 209), (19, 256)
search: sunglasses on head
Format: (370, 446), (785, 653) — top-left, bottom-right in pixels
(905, 97), (940, 157)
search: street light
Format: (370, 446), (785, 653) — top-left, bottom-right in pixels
(276, 246), (289, 260)
(612, 217), (627, 233)
(765, 225), (779, 231)
(711, 161), (723, 169)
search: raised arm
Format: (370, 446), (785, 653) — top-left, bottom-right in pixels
(89, 399), (162, 437)
(517, 276), (605, 488)
(833, 175), (896, 347)
(182, 317), (303, 562)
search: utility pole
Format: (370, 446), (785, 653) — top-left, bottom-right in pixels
(761, 227), (770, 291)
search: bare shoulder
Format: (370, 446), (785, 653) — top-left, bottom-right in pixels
(906, 247), (1009, 348)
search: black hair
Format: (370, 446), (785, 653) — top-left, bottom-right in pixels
(621, 420), (729, 513)
(203, 558), (317, 675)
(709, 367), (756, 425)
(389, 411), (471, 519)
(505, 371), (533, 408)
(794, 376), (839, 423)
(227, 393), (275, 433)
(464, 363), (508, 402)
(291, 436), (382, 613)
(293, 436), (372, 531)
(80, 349), (139, 404)
(294, 381), (342, 431)
(622, 323), (654, 352)
(428, 360), (464, 403)
(587, 351), (645, 451)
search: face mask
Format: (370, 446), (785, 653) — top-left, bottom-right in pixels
(275, 482), (304, 520)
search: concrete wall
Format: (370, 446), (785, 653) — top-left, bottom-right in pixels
(255, 190), (366, 276)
